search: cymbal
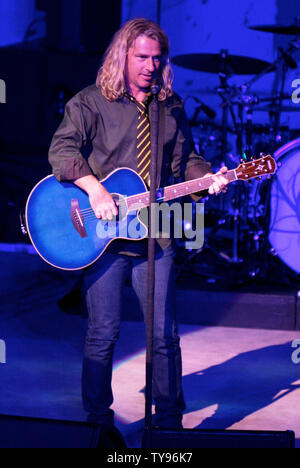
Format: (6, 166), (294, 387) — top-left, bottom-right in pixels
(254, 105), (300, 112)
(249, 24), (300, 35)
(171, 53), (273, 75)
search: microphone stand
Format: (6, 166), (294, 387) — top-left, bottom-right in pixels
(142, 85), (160, 448)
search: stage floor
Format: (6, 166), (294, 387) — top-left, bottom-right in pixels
(1, 249), (300, 448)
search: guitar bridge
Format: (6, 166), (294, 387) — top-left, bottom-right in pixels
(71, 199), (87, 238)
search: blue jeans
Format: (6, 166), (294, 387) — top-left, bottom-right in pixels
(82, 244), (185, 427)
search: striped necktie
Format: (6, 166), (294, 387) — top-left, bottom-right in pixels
(127, 94), (151, 187)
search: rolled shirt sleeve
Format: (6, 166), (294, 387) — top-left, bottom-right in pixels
(49, 93), (97, 182)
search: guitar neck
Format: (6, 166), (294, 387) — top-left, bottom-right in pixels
(126, 169), (237, 210)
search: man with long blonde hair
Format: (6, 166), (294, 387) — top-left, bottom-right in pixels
(96, 18), (173, 103)
(49, 18), (228, 430)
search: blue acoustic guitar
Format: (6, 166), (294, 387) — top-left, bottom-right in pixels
(25, 155), (276, 270)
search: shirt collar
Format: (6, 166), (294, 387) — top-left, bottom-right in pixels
(124, 90), (152, 106)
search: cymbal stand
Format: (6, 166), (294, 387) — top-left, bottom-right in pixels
(243, 37), (300, 92)
(270, 50), (292, 153)
(245, 105), (254, 158)
(217, 72), (245, 264)
(219, 74), (267, 265)
(217, 72), (230, 161)
(231, 100), (250, 263)
(239, 40), (300, 278)
(216, 37), (300, 130)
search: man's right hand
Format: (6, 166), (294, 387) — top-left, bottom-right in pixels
(74, 175), (118, 220)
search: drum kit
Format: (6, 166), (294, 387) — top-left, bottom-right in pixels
(172, 19), (300, 283)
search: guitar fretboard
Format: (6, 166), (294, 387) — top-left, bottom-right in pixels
(126, 170), (237, 211)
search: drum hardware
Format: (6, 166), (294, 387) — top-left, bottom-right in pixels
(218, 29), (300, 153)
(217, 71), (257, 265)
(253, 105), (300, 112)
(186, 96), (217, 123)
(257, 93), (292, 103)
(222, 31), (300, 273)
(272, 49), (294, 146)
(172, 22), (300, 283)
(278, 47), (298, 70)
(197, 100), (216, 119)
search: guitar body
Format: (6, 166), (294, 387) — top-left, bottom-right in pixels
(26, 155), (276, 271)
(25, 168), (148, 270)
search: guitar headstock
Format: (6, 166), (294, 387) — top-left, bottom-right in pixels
(235, 154), (277, 181)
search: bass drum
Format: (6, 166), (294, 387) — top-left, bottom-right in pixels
(269, 137), (300, 273)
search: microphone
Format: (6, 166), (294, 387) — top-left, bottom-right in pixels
(150, 79), (161, 95)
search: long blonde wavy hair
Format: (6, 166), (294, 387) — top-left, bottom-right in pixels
(96, 18), (174, 101)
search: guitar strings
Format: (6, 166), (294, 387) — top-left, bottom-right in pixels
(73, 163), (269, 227)
(77, 177), (209, 222)
(77, 172), (222, 217)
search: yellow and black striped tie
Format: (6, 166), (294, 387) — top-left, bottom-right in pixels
(126, 93), (151, 186)
(132, 98), (151, 187)
(136, 100), (151, 186)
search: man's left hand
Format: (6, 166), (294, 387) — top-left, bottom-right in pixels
(204, 166), (229, 195)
